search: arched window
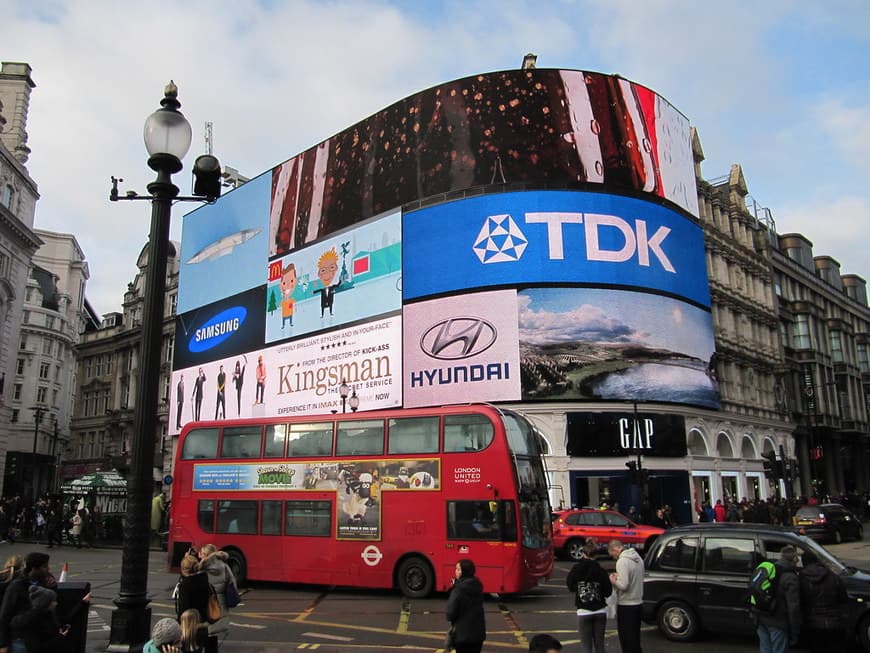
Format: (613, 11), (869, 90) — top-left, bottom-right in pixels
(716, 432), (735, 458)
(687, 429), (709, 456)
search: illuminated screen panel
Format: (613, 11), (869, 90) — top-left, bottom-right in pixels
(403, 190), (709, 307)
(169, 314), (402, 435)
(265, 209), (401, 344)
(519, 287), (719, 409)
(403, 290), (521, 408)
(178, 173), (270, 313)
(268, 69), (697, 258)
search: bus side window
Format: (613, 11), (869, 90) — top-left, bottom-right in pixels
(264, 425), (288, 457)
(221, 426), (263, 458)
(198, 500), (215, 533)
(182, 428), (219, 460)
(388, 417), (439, 454)
(447, 500), (502, 541)
(443, 415), (494, 452)
(289, 423), (334, 457)
(336, 420), (384, 456)
(217, 500), (257, 534)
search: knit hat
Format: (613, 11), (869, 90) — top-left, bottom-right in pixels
(28, 585), (56, 611)
(24, 552), (50, 572)
(151, 618), (182, 646)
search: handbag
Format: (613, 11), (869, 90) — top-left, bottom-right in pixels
(225, 574), (241, 608)
(207, 584), (223, 622)
(443, 626), (455, 652)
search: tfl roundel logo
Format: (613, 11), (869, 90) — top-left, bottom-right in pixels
(189, 306), (247, 353)
(420, 318), (497, 360)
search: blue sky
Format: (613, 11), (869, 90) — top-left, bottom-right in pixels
(3, 0), (868, 314)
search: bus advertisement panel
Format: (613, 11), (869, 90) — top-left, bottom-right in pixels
(169, 404), (553, 596)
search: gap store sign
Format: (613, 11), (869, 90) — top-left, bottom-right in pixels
(403, 190), (709, 308)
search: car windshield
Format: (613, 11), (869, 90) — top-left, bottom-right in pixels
(797, 535), (847, 574)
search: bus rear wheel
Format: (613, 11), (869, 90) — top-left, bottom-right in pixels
(224, 548), (247, 586)
(397, 556), (434, 598)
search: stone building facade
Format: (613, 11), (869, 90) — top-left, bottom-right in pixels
(0, 62), (41, 496)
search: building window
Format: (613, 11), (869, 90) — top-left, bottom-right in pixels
(10, 409), (18, 423)
(85, 357), (93, 378)
(858, 343), (870, 374)
(169, 293), (178, 316)
(42, 338), (53, 355)
(22, 310), (30, 324)
(55, 365), (61, 382)
(39, 361), (50, 379)
(102, 389), (111, 413)
(792, 314), (811, 349)
(19, 335), (27, 350)
(104, 353), (112, 375)
(830, 331), (844, 363)
(16, 358), (24, 375)
(36, 386), (47, 403)
(12, 384), (22, 401)
(0, 252), (9, 278)
(0, 185), (13, 208)
(52, 389), (58, 407)
(45, 315), (55, 329)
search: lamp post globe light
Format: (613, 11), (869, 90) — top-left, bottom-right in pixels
(339, 379), (350, 413)
(107, 81), (195, 651)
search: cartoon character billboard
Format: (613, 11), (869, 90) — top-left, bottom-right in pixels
(265, 209), (401, 343)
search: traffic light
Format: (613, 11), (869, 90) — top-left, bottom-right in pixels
(761, 450), (778, 480)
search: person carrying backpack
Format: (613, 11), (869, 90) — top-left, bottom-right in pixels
(566, 539), (611, 653)
(751, 545), (801, 653)
(799, 551), (848, 653)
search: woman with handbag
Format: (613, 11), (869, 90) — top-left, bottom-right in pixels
(445, 559), (486, 653)
(176, 555), (219, 653)
(198, 544), (236, 639)
(566, 539), (611, 653)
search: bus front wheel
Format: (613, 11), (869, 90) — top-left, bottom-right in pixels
(224, 548), (247, 586)
(396, 556), (434, 598)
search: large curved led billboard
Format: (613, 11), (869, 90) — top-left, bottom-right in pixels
(172, 67), (716, 434)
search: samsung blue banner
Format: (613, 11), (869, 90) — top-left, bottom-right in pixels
(403, 190), (710, 307)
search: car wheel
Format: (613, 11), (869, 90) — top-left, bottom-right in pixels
(566, 539), (585, 561)
(858, 613), (870, 652)
(834, 528), (843, 544)
(396, 556), (434, 598)
(657, 600), (699, 642)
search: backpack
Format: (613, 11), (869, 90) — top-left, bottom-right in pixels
(748, 561), (778, 613)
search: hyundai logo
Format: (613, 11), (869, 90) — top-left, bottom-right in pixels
(420, 318), (497, 360)
(189, 306), (247, 353)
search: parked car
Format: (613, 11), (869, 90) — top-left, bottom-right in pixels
(642, 523), (870, 650)
(793, 503), (863, 544)
(551, 508), (664, 560)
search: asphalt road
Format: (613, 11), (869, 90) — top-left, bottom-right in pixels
(4, 538), (869, 652)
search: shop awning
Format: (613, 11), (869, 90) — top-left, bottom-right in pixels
(59, 469), (128, 496)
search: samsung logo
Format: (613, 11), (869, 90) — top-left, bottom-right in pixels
(189, 306), (247, 353)
(420, 318), (497, 360)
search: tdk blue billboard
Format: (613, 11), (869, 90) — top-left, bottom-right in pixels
(403, 190), (709, 308)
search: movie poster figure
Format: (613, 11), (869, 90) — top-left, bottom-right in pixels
(215, 364), (226, 419)
(176, 374), (184, 429)
(232, 355), (247, 416)
(312, 247), (342, 318)
(280, 263), (298, 330)
(255, 355), (266, 405)
(191, 367), (206, 421)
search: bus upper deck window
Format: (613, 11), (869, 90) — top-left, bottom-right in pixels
(443, 414), (493, 452)
(336, 420), (384, 456)
(388, 416), (439, 454)
(221, 426), (263, 458)
(182, 428), (219, 459)
(289, 423), (334, 457)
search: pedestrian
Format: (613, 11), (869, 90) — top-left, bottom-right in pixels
(46, 509), (63, 549)
(798, 551), (847, 653)
(0, 506), (13, 544)
(0, 556), (23, 607)
(179, 608), (211, 652)
(176, 555), (218, 653)
(567, 539), (611, 653)
(197, 544), (235, 639)
(144, 617), (182, 653)
(608, 540), (644, 653)
(0, 552), (56, 652)
(69, 510), (83, 548)
(713, 499), (726, 522)
(446, 559), (486, 653)
(151, 493), (166, 548)
(753, 545), (800, 653)
(529, 633), (563, 652)
(10, 585), (91, 653)
(649, 508), (667, 529)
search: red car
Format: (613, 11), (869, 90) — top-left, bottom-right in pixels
(551, 509), (664, 560)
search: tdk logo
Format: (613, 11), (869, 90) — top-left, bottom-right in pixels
(420, 318), (497, 360)
(473, 212), (675, 272)
(189, 306), (247, 353)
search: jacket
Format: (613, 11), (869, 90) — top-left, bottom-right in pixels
(446, 576), (486, 644)
(10, 607), (68, 653)
(198, 550), (233, 634)
(567, 558), (612, 612)
(612, 547), (644, 606)
(177, 571), (214, 623)
(799, 562), (847, 630)
(756, 560), (801, 642)
(0, 575), (43, 647)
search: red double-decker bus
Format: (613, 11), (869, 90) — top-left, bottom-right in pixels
(168, 404), (553, 596)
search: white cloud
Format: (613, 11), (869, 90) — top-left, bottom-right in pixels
(815, 98), (870, 175)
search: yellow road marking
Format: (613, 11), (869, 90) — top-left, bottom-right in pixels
(397, 600), (411, 633)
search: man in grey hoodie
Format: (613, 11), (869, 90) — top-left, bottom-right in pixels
(608, 540), (644, 653)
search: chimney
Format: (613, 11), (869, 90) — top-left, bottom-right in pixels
(0, 62), (36, 164)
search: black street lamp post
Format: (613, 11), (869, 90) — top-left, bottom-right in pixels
(339, 380), (350, 413)
(349, 389), (359, 413)
(107, 82), (221, 651)
(31, 405), (50, 498)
